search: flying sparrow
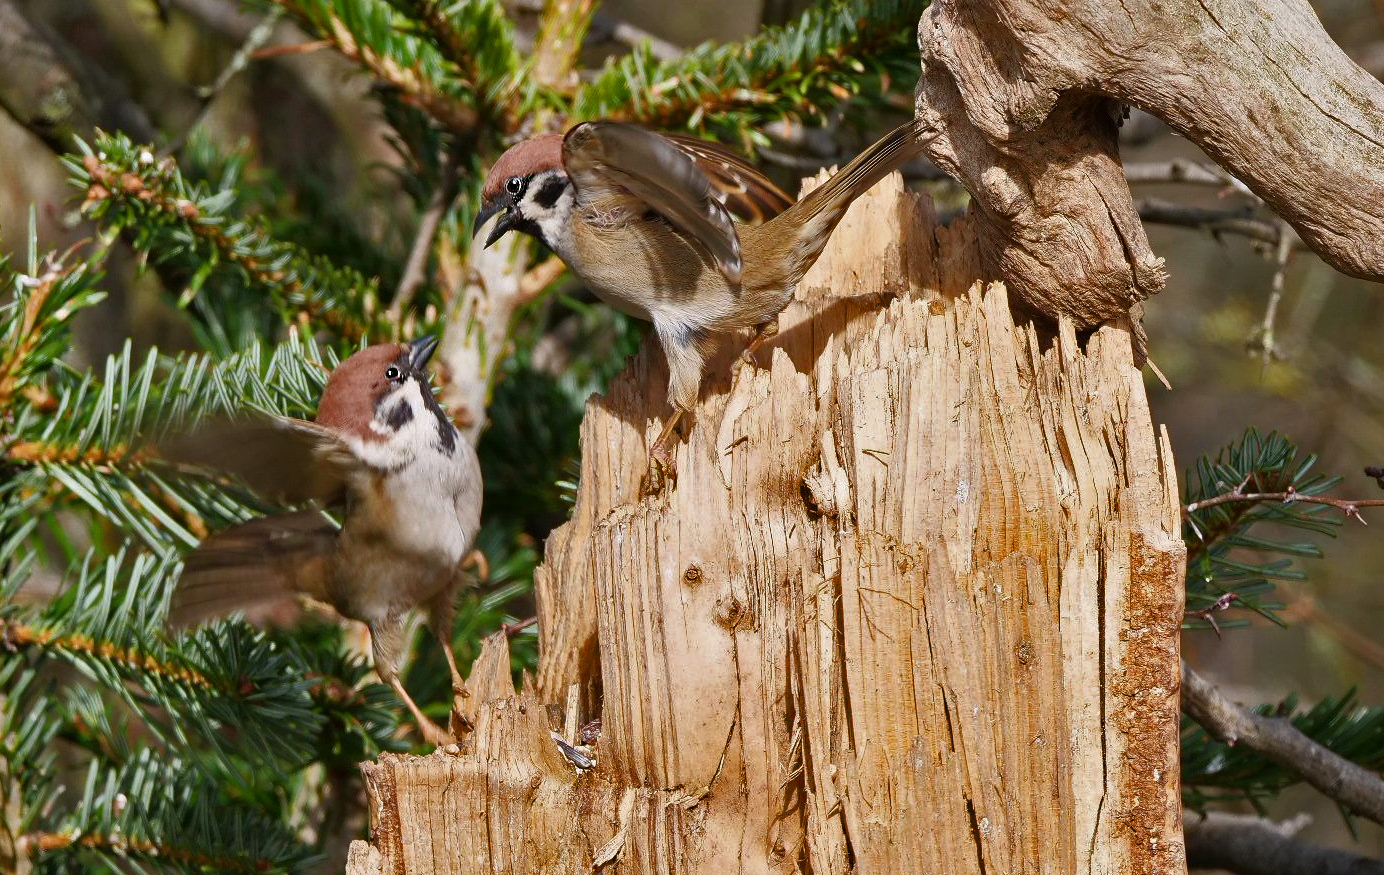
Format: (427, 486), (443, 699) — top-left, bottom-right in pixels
(163, 337), (482, 745)
(474, 120), (924, 490)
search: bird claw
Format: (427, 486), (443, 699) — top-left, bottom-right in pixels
(641, 445), (676, 496)
(732, 348), (758, 378)
(448, 681), (474, 738)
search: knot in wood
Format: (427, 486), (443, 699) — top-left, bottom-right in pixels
(713, 594), (748, 630)
(682, 565), (702, 585)
(1015, 640), (1036, 666)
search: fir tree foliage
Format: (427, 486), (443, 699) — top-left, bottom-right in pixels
(1177, 429), (1384, 818)
(65, 135), (384, 351)
(1181, 428), (1341, 630)
(573, 0), (925, 136)
(0, 222), (400, 871)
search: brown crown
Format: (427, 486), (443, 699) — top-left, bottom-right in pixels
(482, 133), (565, 201)
(316, 343), (408, 441)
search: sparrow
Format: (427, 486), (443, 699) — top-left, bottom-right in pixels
(474, 119), (925, 490)
(162, 337), (482, 745)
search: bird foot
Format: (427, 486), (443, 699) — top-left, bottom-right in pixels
(448, 680), (474, 738)
(733, 345), (763, 377)
(640, 444), (676, 497)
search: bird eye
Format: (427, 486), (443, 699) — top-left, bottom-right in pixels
(505, 176), (523, 196)
(384, 366), (401, 381)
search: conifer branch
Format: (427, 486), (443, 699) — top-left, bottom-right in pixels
(19, 751), (317, 872)
(573, 0), (924, 133)
(275, 0), (478, 131)
(68, 134), (380, 343)
(21, 830), (275, 873)
(1182, 663), (1384, 824)
(3, 619), (213, 689)
(1181, 430), (1343, 629)
(1184, 490), (1384, 523)
(272, 0), (529, 135)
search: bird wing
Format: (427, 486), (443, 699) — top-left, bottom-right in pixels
(662, 133), (793, 224)
(169, 511), (338, 626)
(563, 122), (745, 285)
(158, 414), (365, 507)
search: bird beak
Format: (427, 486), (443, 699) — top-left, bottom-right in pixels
(473, 201), (518, 249)
(408, 335), (439, 371)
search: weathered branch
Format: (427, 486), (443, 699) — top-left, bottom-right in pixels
(1135, 198), (1293, 249)
(0, 0), (155, 148)
(1181, 663), (1384, 825)
(1184, 811), (1384, 875)
(915, 0), (1384, 334)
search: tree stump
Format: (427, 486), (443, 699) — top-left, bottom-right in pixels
(345, 174), (1187, 874)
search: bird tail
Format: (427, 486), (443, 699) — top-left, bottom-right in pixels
(774, 119), (927, 278)
(169, 511), (337, 627)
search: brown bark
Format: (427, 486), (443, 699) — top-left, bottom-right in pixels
(916, 0), (1384, 331)
(345, 175), (1187, 873)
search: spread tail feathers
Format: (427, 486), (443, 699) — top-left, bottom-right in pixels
(170, 511), (337, 627)
(776, 119), (927, 274)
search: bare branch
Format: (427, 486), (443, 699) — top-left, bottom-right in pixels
(162, 7), (284, 157)
(1182, 488), (1384, 523)
(1184, 810), (1384, 875)
(1136, 198), (1300, 249)
(1181, 663), (1384, 825)
(587, 12), (684, 62)
(1249, 221), (1295, 368)
(1124, 160), (1256, 197)
(389, 149), (464, 320)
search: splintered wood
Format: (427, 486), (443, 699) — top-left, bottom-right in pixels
(346, 174), (1187, 874)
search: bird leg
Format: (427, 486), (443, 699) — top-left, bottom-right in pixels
(373, 615), (453, 746)
(427, 589), (474, 737)
(734, 319), (780, 374)
(386, 675), (453, 747)
(641, 409), (685, 496)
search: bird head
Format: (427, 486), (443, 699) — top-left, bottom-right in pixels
(474, 133), (572, 253)
(316, 336), (455, 455)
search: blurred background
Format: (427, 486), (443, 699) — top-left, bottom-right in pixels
(0, 0), (1380, 864)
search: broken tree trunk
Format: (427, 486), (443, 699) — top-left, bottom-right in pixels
(344, 174), (1187, 874)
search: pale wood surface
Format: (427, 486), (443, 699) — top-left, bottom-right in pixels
(347, 174), (1187, 874)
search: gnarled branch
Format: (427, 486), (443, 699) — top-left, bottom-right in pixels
(915, 0), (1384, 334)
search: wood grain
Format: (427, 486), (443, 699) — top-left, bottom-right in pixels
(916, 0), (1384, 335)
(347, 173), (1186, 874)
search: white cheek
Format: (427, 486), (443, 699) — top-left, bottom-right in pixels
(349, 381), (439, 469)
(531, 189), (576, 261)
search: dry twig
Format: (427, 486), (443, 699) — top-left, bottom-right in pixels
(1182, 487), (1384, 525)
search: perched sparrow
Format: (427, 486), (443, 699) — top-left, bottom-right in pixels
(475, 120), (924, 489)
(164, 337), (482, 745)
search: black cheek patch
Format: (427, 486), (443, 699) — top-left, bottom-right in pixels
(431, 406), (456, 455)
(385, 399), (414, 430)
(533, 177), (566, 209)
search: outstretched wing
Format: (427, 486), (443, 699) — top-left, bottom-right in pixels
(158, 414), (364, 507)
(563, 122), (745, 285)
(662, 133), (793, 224)
(169, 511), (338, 626)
